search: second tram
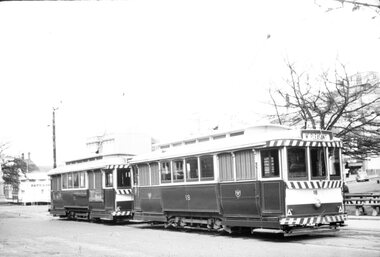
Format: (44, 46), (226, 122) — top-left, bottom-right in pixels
(48, 154), (134, 221)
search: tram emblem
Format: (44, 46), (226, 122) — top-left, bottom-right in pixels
(235, 189), (242, 199)
(185, 194), (191, 201)
(147, 193), (152, 199)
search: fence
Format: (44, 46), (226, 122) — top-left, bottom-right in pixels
(344, 193), (380, 216)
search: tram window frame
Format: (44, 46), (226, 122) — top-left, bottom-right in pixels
(62, 173), (68, 189)
(235, 150), (256, 181)
(185, 157), (199, 181)
(150, 162), (160, 185)
(79, 172), (86, 188)
(61, 171), (86, 190)
(329, 148), (342, 180)
(137, 164), (150, 186)
(218, 152), (234, 182)
(117, 168), (131, 188)
(261, 149), (280, 178)
(173, 160), (184, 182)
(73, 172), (79, 188)
(200, 155), (214, 181)
(132, 165), (138, 186)
(104, 170), (113, 188)
(287, 147), (308, 180)
(67, 173), (73, 188)
(160, 161), (172, 183)
(310, 147), (327, 180)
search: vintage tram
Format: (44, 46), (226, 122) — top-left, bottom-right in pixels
(48, 153), (134, 221)
(130, 125), (346, 236)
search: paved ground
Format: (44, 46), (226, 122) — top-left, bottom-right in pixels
(0, 205), (380, 257)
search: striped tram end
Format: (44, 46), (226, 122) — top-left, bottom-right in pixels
(111, 211), (131, 216)
(106, 164), (129, 169)
(286, 180), (343, 189)
(280, 214), (346, 226)
(267, 139), (342, 148)
(116, 189), (133, 195)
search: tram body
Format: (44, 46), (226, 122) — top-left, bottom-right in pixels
(131, 125), (346, 236)
(48, 154), (134, 221)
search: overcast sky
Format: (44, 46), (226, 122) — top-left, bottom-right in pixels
(0, 0), (379, 166)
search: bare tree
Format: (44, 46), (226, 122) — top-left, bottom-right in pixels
(269, 61), (380, 159)
(317, 0), (380, 17)
(0, 142), (9, 157)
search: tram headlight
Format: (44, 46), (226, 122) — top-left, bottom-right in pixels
(314, 199), (321, 208)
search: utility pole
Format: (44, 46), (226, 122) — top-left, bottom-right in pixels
(52, 107), (58, 169)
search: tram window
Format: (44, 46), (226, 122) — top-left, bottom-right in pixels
(138, 164), (150, 186)
(94, 170), (102, 189)
(288, 148), (307, 179)
(261, 149), (279, 178)
(329, 148), (341, 178)
(173, 160), (184, 182)
(79, 172), (86, 188)
(52, 176), (60, 191)
(310, 148), (326, 179)
(132, 166), (138, 186)
(105, 170), (113, 187)
(150, 162), (160, 185)
(117, 168), (131, 188)
(235, 150), (255, 180)
(67, 173), (73, 188)
(62, 174), (68, 189)
(73, 172), (79, 188)
(160, 161), (172, 183)
(186, 158), (199, 181)
(219, 153), (233, 181)
(200, 155), (214, 180)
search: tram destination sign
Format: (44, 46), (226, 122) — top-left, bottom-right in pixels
(301, 130), (333, 141)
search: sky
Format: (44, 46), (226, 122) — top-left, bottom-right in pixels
(0, 0), (379, 167)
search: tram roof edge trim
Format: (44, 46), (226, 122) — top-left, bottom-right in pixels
(130, 126), (341, 164)
(47, 155), (131, 176)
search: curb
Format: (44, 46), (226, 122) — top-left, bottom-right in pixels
(347, 215), (380, 220)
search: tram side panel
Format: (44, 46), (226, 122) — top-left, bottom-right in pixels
(185, 184), (220, 214)
(160, 184), (221, 216)
(260, 180), (285, 216)
(134, 186), (165, 221)
(219, 181), (261, 218)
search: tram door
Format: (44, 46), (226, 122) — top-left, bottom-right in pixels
(103, 169), (115, 210)
(259, 149), (285, 216)
(219, 151), (261, 218)
(260, 181), (284, 216)
(88, 170), (105, 209)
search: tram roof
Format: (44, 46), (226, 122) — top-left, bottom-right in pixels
(131, 124), (340, 163)
(47, 153), (133, 175)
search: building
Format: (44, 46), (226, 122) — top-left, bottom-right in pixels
(18, 172), (50, 205)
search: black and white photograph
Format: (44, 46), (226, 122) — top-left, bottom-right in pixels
(0, 0), (379, 256)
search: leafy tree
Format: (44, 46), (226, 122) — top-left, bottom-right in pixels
(1, 154), (39, 190)
(268, 61), (380, 159)
(1, 158), (27, 190)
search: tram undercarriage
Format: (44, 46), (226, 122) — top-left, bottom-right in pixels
(143, 212), (346, 237)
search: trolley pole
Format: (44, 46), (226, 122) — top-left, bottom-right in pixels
(52, 107), (58, 169)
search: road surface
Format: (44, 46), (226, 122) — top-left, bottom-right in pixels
(0, 205), (379, 257)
